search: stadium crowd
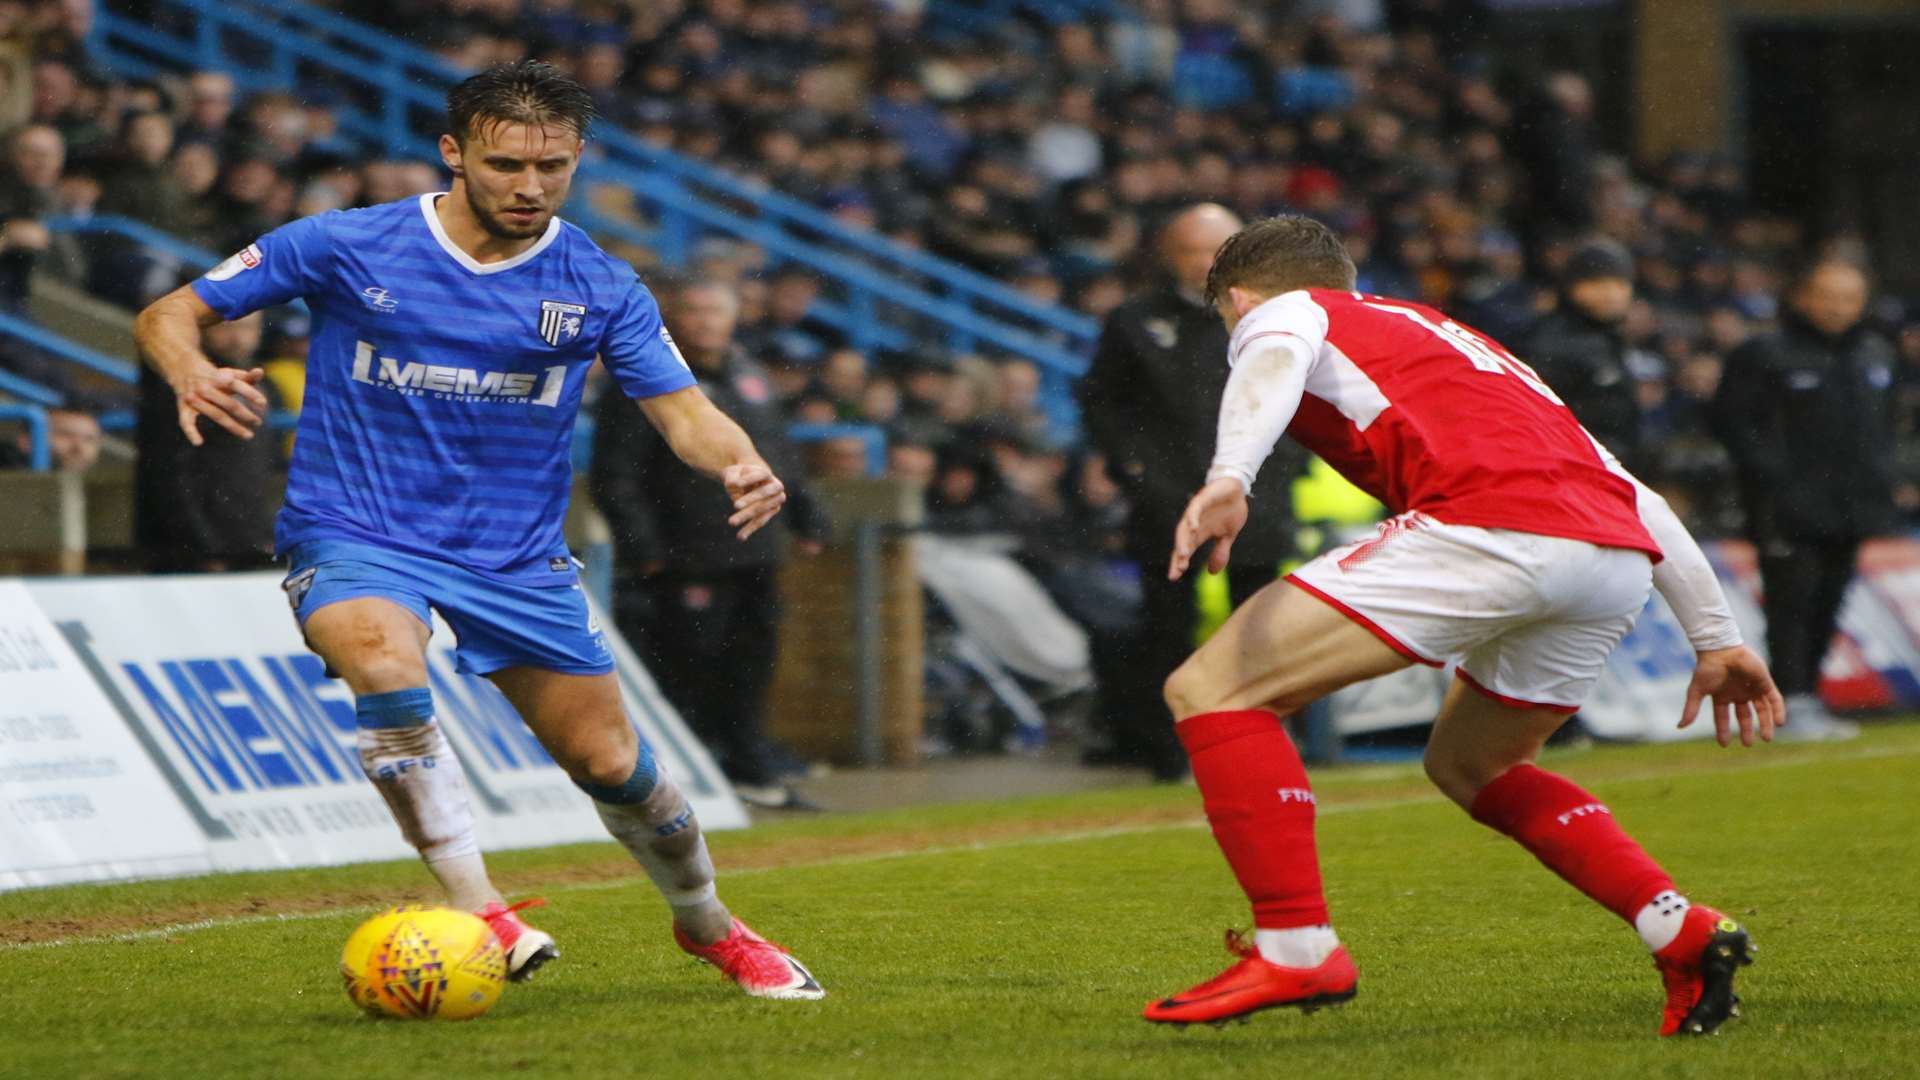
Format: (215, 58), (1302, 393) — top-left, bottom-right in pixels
(6, 0), (1918, 517)
(1, 0), (1914, 759)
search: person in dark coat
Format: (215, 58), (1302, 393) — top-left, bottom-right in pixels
(1712, 257), (1896, 740)
(590, 278), (831, 806)
(1521, 239), (1644, 467)
(1075, 203), (1306, 779)
(135, 309), (282, 571)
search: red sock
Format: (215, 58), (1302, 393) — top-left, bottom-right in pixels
(1469, 764), (1673, 922)
(1177, 709), (1329, 929)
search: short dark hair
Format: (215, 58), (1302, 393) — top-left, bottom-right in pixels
(446, 60), (596, 146)
(1204, 215), (1357, 306)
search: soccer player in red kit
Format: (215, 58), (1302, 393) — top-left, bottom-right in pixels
(1144, 217), (1783, 1037)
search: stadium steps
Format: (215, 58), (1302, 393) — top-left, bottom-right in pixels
(30, 276), (135, 363)
(90, 0), (1098, 432)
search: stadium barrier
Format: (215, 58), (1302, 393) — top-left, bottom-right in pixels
(0, 573), (745, 892)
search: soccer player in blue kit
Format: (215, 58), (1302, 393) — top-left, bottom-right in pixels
(133, 62), (823, 1000)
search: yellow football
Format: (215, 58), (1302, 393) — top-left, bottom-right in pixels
(340, 904), (507, 1020)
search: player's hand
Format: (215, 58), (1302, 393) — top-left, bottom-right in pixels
(723, 462), (786, 540)
(174, 364), (269, 446)
(1679, 644), (1785, 748)
(1169, 477), (1249, 581)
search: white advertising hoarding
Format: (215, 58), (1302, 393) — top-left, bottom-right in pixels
(0, 581), (212, 889)
(5, 573), (744, 890)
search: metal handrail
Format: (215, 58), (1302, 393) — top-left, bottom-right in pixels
(205, 0), (1099, 343)
(0, 366), (65, 407)
(0, 310), (139, 384)
(94, 0), (1098, 349)
(92, 5), (1087, 381)
(786, 423), (889, 478)
(43, 214), (310, 315)
(0, 403), (51, 470)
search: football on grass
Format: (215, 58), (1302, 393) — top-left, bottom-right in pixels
(340, 905), (507, 1020)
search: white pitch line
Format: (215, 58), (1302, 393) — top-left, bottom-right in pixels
(5, 739), (1914, 952)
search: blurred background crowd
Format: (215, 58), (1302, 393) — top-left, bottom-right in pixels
(4, 0), (1915, 785)
(9, 0), (1920, 517)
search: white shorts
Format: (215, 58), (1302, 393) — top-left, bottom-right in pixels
(1288, 511), (1654, 712)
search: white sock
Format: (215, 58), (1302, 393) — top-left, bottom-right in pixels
(359, 720), (500, 912)
(593, 776), (731, 940)
(1634, 889), (1691, 952)
(1255, 925), (1339, 968)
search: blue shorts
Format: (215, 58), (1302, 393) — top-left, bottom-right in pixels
(281, 540), (613, 676)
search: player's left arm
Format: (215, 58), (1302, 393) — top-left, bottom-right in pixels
(1622, 467), (1785, 747)
(636, 386), (787, 540)
(1172, 320), (1318, 580)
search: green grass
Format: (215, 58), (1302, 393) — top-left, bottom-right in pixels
(4, 725), (1918, 1080)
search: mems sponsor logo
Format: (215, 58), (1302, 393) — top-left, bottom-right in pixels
(119, 652), (559, 797)
(351, 340), (566, 406)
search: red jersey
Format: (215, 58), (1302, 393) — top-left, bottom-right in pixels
(1213, 288), (1660, 559)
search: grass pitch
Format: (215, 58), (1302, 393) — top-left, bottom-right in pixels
(4, 724), (1918, 1080)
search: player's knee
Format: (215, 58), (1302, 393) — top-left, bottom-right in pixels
(570, 735), (657, 805)
(1422, 747), (1489, 808)
(1163, 662), (1211, 720)
(342, 648), (427, 695)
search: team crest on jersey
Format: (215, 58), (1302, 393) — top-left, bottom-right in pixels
(538, 300), (587, 347)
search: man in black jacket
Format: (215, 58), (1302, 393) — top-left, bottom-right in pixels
(136, 310), (281, 571)
(1521, 239), (1644, 467)
(1713, 258), (1894, 741)
(1077, 203), (1305, 779)
(590, 278), (831, 806)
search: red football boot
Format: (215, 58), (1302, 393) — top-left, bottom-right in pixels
(675, 916), (825, 1000)
(1654, 905), (1755, 1037)
(1144, 930), (1358, 1026)
(477, 898), (558, 983)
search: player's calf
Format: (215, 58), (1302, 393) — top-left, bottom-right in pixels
(354, 688), (501, 914)
(576, 747), (732, 942)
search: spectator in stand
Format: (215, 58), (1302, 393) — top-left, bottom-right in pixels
(3, 406), (100, 471)
(817, 346), (868, 421)
(134, 309), (282, 572)
(888, 345), (957, 447)
(1522, 239), (1645, 468)
(739, 265), (842, 367)
(100, 111), (186, 231)
(1077, 203), (1305, 780)
(1713, 256), (1897, 742)
(589, 278), (830, 809)
(0, 123), (60, 311)
(178, 70), (236, 148)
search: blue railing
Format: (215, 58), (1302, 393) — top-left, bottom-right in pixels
(0, 364), (65, 408)
(44, 214), (310, 315)
(89, 0), (1099, 379)
(94, 409), (301, 434)
(787, 423), (889, 478)
(930, 0), (1121, 31)
(207, 0), (1095, 344)
(0, 310), (139, 384)
(0, 404), (51, 470)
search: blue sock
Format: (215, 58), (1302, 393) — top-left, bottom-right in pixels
(576, 742), (658, 805)
(356, 688), (433, 729)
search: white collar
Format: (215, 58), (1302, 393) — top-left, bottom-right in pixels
(418, 192), (561, 275)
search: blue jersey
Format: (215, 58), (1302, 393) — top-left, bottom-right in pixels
(192, 194), (694, 585)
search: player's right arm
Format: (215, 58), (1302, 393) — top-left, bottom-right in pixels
(136, 216), (332, 446)
(134, 285), (268, 445)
